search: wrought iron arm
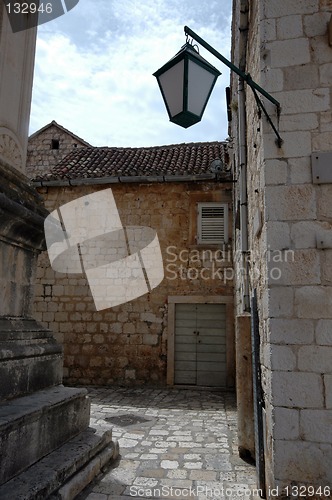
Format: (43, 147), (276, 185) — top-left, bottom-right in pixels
(184, 26), (282, 145)
(250, 83), (283, 147)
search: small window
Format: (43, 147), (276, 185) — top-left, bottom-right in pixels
(197, 202), (228, 244)
(51, 139), (60, 150)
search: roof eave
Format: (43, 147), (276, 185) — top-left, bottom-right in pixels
(31, 172), (227, 188)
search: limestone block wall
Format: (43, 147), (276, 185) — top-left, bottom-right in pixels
(32, 181), (233, 386)
(232, 0), (332, 492)
(27, 124), (89, 178)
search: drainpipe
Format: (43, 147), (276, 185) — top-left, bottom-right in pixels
(239, 78), (250, 312)
(238, 0), (250, 312)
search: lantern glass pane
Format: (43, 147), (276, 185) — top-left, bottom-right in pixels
(187, 59), (216, 116)
(158, 60), (184, 118)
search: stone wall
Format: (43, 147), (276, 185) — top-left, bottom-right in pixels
(33, 180), (234, 387)
(231, 0), (332, 492)
(27, 123), (89, 178)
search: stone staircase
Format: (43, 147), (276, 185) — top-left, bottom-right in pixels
(0, 319), (118, 499)
(0, 418), (118, 499)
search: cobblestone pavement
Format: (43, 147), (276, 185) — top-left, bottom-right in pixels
(77, 387), (260, 500)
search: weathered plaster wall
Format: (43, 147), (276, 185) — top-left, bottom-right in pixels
(33, 181), (234, 387)
(232, 0), (332, 492)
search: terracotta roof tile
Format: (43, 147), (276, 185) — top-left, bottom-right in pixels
(32, 141), (229, 182)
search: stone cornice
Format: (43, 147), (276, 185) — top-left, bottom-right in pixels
(0, 160), (48, 251)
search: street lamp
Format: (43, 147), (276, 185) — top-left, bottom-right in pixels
(153, 26), (282, 146)
(153, 43), (221, 128)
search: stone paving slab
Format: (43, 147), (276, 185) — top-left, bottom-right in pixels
(77, 387), (260, 500)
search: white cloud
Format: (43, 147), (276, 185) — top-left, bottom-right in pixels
(30, 0), (232, 147)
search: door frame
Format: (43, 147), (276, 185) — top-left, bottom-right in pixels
(167, 295), (235, 388)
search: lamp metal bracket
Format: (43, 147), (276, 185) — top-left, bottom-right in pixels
(184, 26), (282, 147)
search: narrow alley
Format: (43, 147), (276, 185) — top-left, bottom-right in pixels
(78, 387), (260, 500)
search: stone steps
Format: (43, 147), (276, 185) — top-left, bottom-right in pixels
(0, 427), (119, 500)
(0, 318), (63, 400)
(0, 385), (91, 484)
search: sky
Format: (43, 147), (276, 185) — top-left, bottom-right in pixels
(29, 0), (232, 148)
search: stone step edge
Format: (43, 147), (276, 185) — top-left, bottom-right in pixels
(0, 385), (88, 429)
(0, 427), (119, 500)
(0, 343), (62, 361)
(53, 440), (119, 500)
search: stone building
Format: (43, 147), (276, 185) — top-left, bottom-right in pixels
(231, 0), (332, 494)
(27, 120), (92, 177)
(28, 138), (235, 389)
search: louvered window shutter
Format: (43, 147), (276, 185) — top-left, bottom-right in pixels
(197, 203), (228, 244)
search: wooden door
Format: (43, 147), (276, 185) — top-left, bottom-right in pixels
(174, 303), (227, 387)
